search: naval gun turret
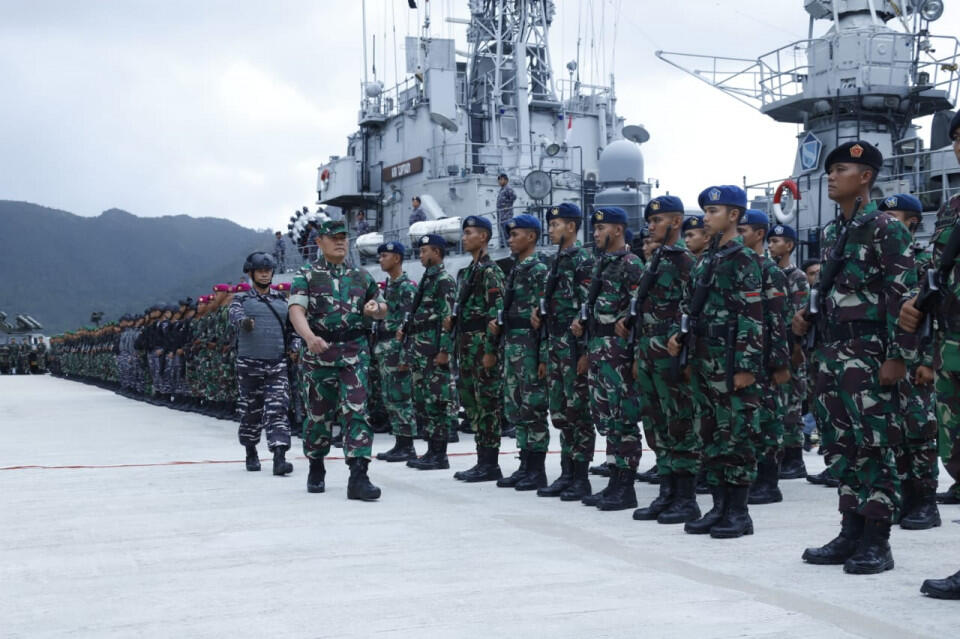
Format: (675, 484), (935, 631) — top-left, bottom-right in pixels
(593, 129), (652, 234)
(658, 0), (960, 257)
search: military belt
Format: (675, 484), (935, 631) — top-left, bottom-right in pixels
(639, 321), (672, 337)
(376, 327), (396, 341)
(694, 323), (732, 339)
(547, 316), (576, 337)
(314, 328), (367, 343)
(407, 320), (440, 336)
(504, 316), (533, 331)
(820, 320), (883, 343)
(460, 317), (489, 334)
(590, 322), (619, 338)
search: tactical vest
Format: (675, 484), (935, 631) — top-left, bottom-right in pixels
(236, 293), (288, 360)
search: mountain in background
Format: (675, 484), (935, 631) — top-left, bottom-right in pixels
(0, 201), (278, 334)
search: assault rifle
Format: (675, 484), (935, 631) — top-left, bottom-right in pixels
(495, 257), (519, 348)
(671, 233), (722, 380)
(627, 244), (665, 347)
(538, 237), (565, 342)
(914, 216), (960, 340)
(401, 273), (430, 350)
(578, 236), (610, 340)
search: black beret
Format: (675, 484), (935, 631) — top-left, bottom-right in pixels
(824, 140), (883, 173)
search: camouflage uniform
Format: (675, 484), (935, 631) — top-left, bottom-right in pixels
(501, 254), (549, 452)
(544, 242), (594, 462)
(681, 236), (764, 488)
(454, 254), (505, 449)
(812, 201), (916, 523)
(376, 272), (417, 438)
(754, 254), (790, 464)
(780, 265), (810, 449)
(931, 194), (960, 501)
(403, 263), (457, 443)
(633, 243), (698, 475)
(291, 258), (384, 460)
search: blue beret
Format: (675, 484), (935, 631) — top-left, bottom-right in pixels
(682, 215), (705, 232)
(698, 185), (747, 210)
(739, 209), (770, 228)
(951, 111), (960, 138)
(503, 213), (541, 234)
(768, 223), (798, 242)
(644, 195), (684, 219)
(546, 202), (582, 221)
(879, 193), (923, 216)
(377, 241), (406, 255)
(592, 206), (628, 225)
(462, 215), (492, 233)
(625, 228), (634, 244)
(824, 140), (883, 173)
(418, 234), (447, 249)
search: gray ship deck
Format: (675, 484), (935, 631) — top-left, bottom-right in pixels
(1, 376), (957, 638)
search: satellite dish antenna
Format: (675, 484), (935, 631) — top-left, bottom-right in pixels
(429, 112), (458, 133)
(622, 125), (650, 144)
(523, 170), (553, 200)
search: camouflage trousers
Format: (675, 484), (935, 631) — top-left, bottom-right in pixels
(411, 356), (456, 443)
(587, 333), (641, 470)
(756, 373), (784, 464)
(782, 355), (807, 448)
(236, 357), (291, 450)
(690, 339), (760, 487)
(896, 374), (939, 493)
(546, 327), (594, 462)
(457, 331), (503, 450)
(814, 336), (902, 523)
(503, 330), (549, 453)
(367, 354), (388, 428)
(300, 357), (373, 460)
(378, 360), (415, 438)
(634, 334), (698, 476)
(935, 332), (960, 497)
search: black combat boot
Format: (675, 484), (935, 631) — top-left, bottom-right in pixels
(516, 451), (548, 491)
(936, 483), (960, 504)
(537, 455), (573, 497)
(413, 439), (449, 471)
(501, 423), (516, 439)
(748, 460), (783, 505)
(710, 484), (754, 539)
(598, 467), (638, 511)
(560, 460), (593, 501)
(461, 447), (503, 483)
(921, 570), (960, 599)
(684, 484), (727, 535)
(695, 469), (710, 494)
(244, 445), (261, 472)
(779, 447), (807, 479)
(447, 426), (460, 443)
(306, 457), (325, 493)
(900, 483), (942, 530)
(589, 461), (613, 477)
(377, 435), (418, 462)
(806, 468), (834, 486)
(346, 457), (381, 501)
(497, 450), (529, 487)
(801, 512), (864, 564)
(407, 440), (440, 469)
(454, 449), (481, 480)
(582, 470), (616, 506)
(457, 419), (473, 434)
(332, 431), (344, 448)
(843, 518), (894, 574)
(636, 463), (660, 484)
(658, 473), (701, 524)
(272, 447), (293, 476)
(633, 474), (675, 520)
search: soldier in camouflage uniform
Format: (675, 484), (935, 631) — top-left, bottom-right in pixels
(488, 214), (550, 490)
(496, 172), (517, 248)
(796, 141), (916, 575)
(738, 210), (791, 506)
(767, 224), (811, 480)
(401, 234), (458, 471)
(374, 242), (419, 463)
(879, 194), (941, 530)
(571, 206), (643, 512)
(903, 112), (960, 600)
(668, 185), (764, 539)
(622, 196), (700, 524)
(448, 216), (506, 483)
(289, 219), (387, 501)
(531, 203), (595, 500)
(682, 215), (709, 261)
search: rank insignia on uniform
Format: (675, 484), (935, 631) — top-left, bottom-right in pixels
(850, 144), (864, 158)
(885, 196), (898, 208)
(709, 188), (721, 201)
(650, 200), (660, 211)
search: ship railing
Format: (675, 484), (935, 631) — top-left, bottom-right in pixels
(360, 76), (424, 121)
(556, 79), (615, 112)
(426, 142), (575, 178)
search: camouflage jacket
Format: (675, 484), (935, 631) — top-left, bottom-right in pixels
(544, 241), (593, 341)
(375, 272), (417, 368)
(587, 248), (644, 329)
(502, 253), (548, 360)
(403, 263), (456, 364)
(819, 201), (917, 361)
(912, 242), (935, 369)
(932, 193), (960, 332)
(782, 264), (810, 315)
(290, 258), (384, 367)
(757, 253), (790, 373)
(636, 243), (693, 334)
(678, 235), (764, 375)
(455, 253), (504, 357)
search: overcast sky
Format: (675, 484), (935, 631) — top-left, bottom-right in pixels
(2, 0), (958, 231)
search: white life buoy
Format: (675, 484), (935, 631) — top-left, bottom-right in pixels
(772, 179), (800, 225)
